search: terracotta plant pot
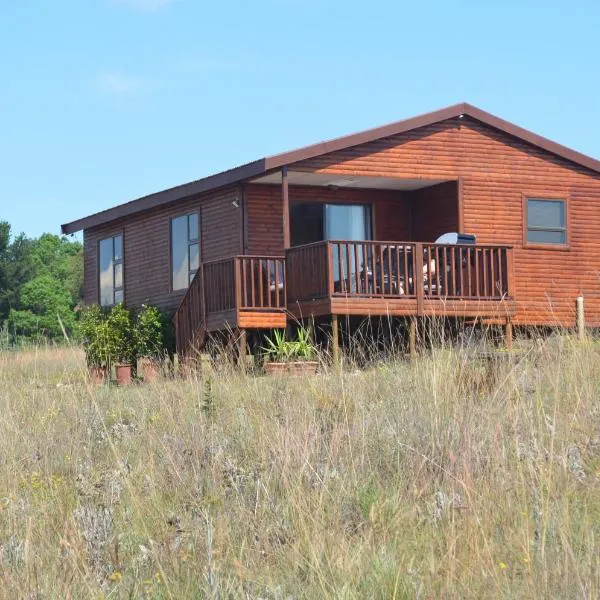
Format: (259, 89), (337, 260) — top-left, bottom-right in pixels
(115, 363), (133, 386)
(88, 366), (107, 385)
(141, 359), (161, 383)
(264, 361), (319, 376)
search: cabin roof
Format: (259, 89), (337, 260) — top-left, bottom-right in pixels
(61, 102), (600, 234)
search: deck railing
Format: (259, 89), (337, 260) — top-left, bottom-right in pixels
(238, 255), (286, 310)
(286, 242), (330, 301)
(286, 240), (514, 305)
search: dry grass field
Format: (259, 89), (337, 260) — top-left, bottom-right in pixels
(0, 336), (599, 598)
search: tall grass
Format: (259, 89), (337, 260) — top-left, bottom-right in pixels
(0, 334), (599, 598)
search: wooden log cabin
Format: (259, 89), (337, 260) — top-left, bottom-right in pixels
(61, 103), (600, 356)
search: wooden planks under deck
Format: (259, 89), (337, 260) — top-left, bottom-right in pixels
(288, 296), (516, 321)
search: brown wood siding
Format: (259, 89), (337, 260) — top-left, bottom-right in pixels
(246, 184), (410, 254)
(290, 117), (600, 327)
(84, 186), (242, 312)
(410, 181), (459, 242)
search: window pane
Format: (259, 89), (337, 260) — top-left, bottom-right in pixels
(113, 235), (123, 261)
(325, 204), (371, 241)
(188, 213), (199, 241)
(99, 238), (114, 306)
(325, 204), (371, 284)
(528, 199), (565, 229)
(114, 262), (123, 289)
(189, 272), (196, 286)
(114, 289), (124, 304)
(172, 216), (189, 290)
(189, 242), (199, 272)
(527, 229), (566, 244)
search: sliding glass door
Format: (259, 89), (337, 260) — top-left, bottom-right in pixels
(324, 204), (371, 241)
(324, 204), (371, 290)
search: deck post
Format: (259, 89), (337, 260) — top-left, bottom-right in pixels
(331, 314), (340, 366)
(409, 318), (417, 359)
(237, 328), (247, 371)
(576, 296), (585, 340)
(504, 319), (513, 350)
(282, 166), (290, 249)
(415, 242), (424, 316)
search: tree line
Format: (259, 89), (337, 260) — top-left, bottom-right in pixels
(0, 221), (83, 342)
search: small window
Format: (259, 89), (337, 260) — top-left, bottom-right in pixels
(526, 198), (566, 245)
(171, 213), (200, 291)
(99, 234), (124, 306)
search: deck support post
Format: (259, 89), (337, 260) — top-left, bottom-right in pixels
(237, 328), (247, 371)
(504, 319), (513, 350)
(576, 296), (585, 340)
(409, 318), (417, 359)
(331, 315), (340, 366)
(282, 166), (290, 249)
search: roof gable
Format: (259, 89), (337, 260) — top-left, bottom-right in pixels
(62, 103), (600, 234)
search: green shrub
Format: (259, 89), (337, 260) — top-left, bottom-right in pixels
(78, 305), (111, 367)
(106, 303), (134, 365)
(134, 304), (163, 360)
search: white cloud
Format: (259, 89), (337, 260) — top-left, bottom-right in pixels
(94, 72), (147, 95)
(111, 0), (177, 11)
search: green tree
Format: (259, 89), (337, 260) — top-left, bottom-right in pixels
(0, 223), (34, 321)
(29, 233), (84, 305)
(7, 275), (75, 339)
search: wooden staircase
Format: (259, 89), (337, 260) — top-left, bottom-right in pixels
(174, 266), (207, 359)
(174, 255), (287, 359)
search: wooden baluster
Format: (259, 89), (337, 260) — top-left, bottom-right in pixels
(495, 249), (503, 297)
(241, 258), (247, 308)
(379, 244), (384, 297)
(235, 258), (242, 313)
(336, 243), (342, 293)
(450, 247), (456, 297)
(328, 243), (335, 298)
(385, 246), (392, 295)
(474, 248), (480, 297)
(482, 249), (488, 297)
(466, 247), (472, 297)
(344, 243), (351, 295)
(274, 258), (280, 307)
(435, 246), (441, 296)
(250, 259), (255, 308)
(490, 248), (496, 297)
(353, 243), (360, 294)
(361, 243), (371, 294)
(415, 242), (424, 315)
(394, 245), (401, 296)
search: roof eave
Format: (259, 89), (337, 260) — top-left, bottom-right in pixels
(60, 158), (267, 234)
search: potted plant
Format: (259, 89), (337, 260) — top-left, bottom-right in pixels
(79, 305), (110, 384)
(107, 303), (135, 385)
(262, 327), (319, 376)
(134, 304), (164, 383)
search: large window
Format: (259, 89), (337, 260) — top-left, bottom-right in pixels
(99, 234), (123, 306)
(290, 202), (372, 246)
(525, 198), (567, 245)
(171, 213), (200, 291)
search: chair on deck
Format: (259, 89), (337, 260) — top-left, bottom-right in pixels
(426, 233), (476, 295)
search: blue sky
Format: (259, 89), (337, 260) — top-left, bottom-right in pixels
(1, 0), (598, 238)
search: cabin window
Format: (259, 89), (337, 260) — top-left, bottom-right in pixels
(99, 234), (124, 306)
(525, 198), (566, 245)
(171, 213), (200, 291)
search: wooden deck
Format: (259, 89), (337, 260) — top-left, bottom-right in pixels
(286, 240), (515, 320)
(175, 240), (515, 355)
